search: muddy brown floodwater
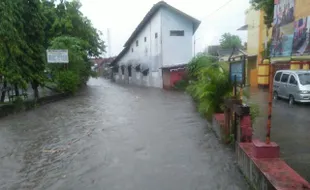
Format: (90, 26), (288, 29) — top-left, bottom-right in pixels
(0, 78), (249, 190)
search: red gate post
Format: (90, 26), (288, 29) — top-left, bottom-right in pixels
(252, 59), (280, 159)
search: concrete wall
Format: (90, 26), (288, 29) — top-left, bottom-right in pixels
(257, 10), (272, 65)
(245, 8), (272, 86)
(236, 144), (273, 190)
(161, 7), (193, 67)
(245, 9), (260, 56)
(114, 7), (195, 88)
(116, 10), (163, 88)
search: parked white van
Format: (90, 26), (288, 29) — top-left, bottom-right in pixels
(273, 70), (310, 104)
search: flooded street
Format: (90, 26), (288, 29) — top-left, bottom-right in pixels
(0, 78), (248, 190)
(249, 88), (310, 182)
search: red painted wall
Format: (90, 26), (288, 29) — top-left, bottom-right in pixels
(170, 70), (185, 87)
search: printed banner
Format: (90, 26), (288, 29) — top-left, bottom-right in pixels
(229, 61), (245, 85)
(292, 16), (310, 56)
(271, 0), (295, 59)
(271, 23), (294, 57)
(273, 0), (295, 27)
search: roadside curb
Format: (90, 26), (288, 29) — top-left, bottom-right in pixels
(0, 93), (70, 119)
(211, 114), (310, 190)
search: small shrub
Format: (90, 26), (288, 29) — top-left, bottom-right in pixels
(13, 97), (24, 110)
(186, 65), (232, 116)
(187, 53), (218, 81)
(173, 79), (188, 90)
(249, 103), (260, 125)
(55, 71), (79, 94)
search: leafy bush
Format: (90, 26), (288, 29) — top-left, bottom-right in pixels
(13, 96), (24, 110)
(49, 36), (94, 86)
(185, 54), (232, 116)
(186, 54), (260, 125)
(249, 103), (260, 124)
(187, 65), (232, 116)
(55, 71), (79, 94)
(187, 53), (218, 81)
(173, 79), (188, 90)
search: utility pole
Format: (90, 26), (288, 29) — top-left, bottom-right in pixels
(107, 28), (112, 58)
(193, 36), (203, 56)
(194, 38), (196, 56)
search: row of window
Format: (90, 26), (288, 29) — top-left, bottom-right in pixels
(121, 66), (131, 76)
(131, 30), (184, 52)
(275, 72), (297, 85)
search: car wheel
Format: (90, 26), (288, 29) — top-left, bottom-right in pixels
(273, 91), (278, 100)
(289, 95), (295, 105)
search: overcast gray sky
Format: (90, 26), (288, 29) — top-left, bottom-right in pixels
(79, 0), (250, 57)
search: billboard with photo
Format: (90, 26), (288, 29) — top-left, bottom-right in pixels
(271, 0), (310, 60)
(229, 60), (245, 85)
(271, 0), (295, 59)
(292, 16), (310, 56)
(273, 0), (295, 27)
(271, 23), (294, 57)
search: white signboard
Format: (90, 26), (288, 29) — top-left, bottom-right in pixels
(47, 49), (69, 63)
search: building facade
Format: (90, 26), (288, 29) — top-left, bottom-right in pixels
(111, 1), (200, 88)
(238, 8), (272, 87)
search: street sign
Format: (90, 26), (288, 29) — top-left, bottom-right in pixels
(47, 49), (69, 63)
(229, 60), (245, 85)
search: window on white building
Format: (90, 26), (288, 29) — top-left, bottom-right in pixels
(170, 30), (184, 36)
(136, 40), (139, 46)
(121, 66), (125, 75)
(144, 37), (147, 42)
(131, 48), (133, 52)
(155, 33), (158, 39)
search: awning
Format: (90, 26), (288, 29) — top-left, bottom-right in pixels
(247, 54), (257, 58)
(160, 63), (187, 70)
(237, 24), (248, 31)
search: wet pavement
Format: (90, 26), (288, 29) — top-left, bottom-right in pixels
(0, 78), (249, 190)
(248, 87), (310, 182)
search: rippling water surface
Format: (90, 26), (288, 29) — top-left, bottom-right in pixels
(0, 78), (248, 190)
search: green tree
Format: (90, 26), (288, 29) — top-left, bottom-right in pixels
(250, 0), (274, 29)
(41, 0), (58, 49)
(0, 0), (28, 102)
(220, 33), (242, 49)
(250, 0), (274, 59)
(0, 0), (105, 102)
(21, 0), (46, 99)
(186, 55), (232, 116)
(50, 0), (105, 57)
(49, 36), (93, 91)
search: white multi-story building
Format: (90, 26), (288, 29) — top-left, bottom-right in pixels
(111, 1), (200, 88)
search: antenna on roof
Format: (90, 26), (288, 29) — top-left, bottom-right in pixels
(107, 28), (112, 57)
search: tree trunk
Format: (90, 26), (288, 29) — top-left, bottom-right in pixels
(1, 81), (7, 102)
(31, 81), (39, 100)
(264, 28), (270, 59)
(14, 84), (19, 96)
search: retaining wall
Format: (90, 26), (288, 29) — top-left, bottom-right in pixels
(0, 93), (69, 118)
(213, 114), (310, 190)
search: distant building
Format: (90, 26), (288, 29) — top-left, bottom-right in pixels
(205, 45), (245, 62)
(90, 57), (116, 77)
(237, 8), (272, 87)
(111, 1), (200, 88)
